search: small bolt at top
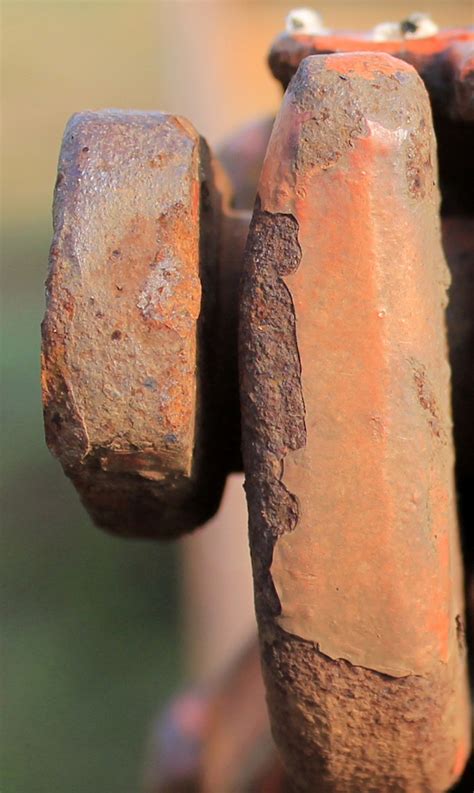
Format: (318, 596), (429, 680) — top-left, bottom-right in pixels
(373, 12), (439, 42)
(285, 8), (328, 36)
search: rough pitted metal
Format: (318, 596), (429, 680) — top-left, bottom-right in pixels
(42, 110), (227, 537)
(240, 53), (470, 791)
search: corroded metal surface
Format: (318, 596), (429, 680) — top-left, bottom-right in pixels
(242, 28), (474, 495)
(41, 21), (474, 791)
(269, 27), (474, 121)
(42, 110), (229, 537)
(240, 53), (470, 791)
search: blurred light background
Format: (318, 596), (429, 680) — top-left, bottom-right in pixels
(1, 1), (472, 791)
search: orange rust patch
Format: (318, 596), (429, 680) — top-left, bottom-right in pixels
(324, 51), (414, 78)
(257, 54), (462, 676)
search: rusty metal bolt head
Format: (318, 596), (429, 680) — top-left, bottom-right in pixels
(42, 110), (245, 538)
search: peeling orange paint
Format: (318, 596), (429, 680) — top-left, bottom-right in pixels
(259, 54), (465, 677)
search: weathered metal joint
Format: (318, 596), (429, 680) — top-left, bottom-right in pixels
(42, 20), (474, 793)
(42, 111), (247, 537)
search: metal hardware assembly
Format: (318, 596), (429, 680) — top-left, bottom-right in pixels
(42, 18), (474, 793)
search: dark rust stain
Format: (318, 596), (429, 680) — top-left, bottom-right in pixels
(240, 202), (304, 618)
(412, 361), (443, 438)
(456, 614), (467, 651)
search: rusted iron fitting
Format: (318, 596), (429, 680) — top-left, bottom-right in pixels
(240, 51), (470, 792)
(42, 17), (473, 793)
(42, 112), (247, 537)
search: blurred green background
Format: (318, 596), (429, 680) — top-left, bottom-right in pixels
(1, 2), (472, 791)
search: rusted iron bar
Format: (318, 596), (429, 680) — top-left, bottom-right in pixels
(240, 52), (470, 791)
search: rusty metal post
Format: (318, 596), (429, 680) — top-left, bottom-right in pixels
(240, 52), (470, 791)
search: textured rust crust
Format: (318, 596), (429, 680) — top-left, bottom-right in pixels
(240, 54), (470, 790)
(42, 111), (229, 538)
(268, 27), (474, 121)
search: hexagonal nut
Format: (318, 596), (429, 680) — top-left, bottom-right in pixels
(42, 110), (229, 538)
